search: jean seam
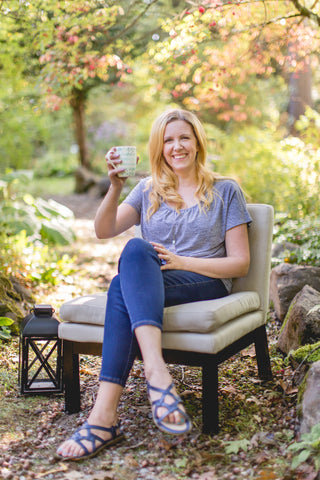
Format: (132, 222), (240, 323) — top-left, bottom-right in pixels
(99, 375), (126, 387)
(119, 334), (136, 386)
(132, 320), (162, 331)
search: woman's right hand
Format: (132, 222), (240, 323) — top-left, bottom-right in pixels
(106, 147), (126, 187)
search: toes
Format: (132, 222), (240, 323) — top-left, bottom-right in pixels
(57, 440), (84, 459)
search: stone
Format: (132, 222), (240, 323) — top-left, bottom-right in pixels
(269, 263), (320, 321)
(300, 360), (320, 434)
(271, 241), (299, 259)
(277, 285), (320, 355)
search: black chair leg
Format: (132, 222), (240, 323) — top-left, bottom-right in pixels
(255, 325), (272, 381)
(202, 358), (219, 435)
(63, 340), (81, 413)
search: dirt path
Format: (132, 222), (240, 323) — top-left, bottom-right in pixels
(41, 193), (134, 307)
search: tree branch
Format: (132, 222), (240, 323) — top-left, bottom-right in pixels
(290, 0), (320, 26)
(111, 0), (160, 42)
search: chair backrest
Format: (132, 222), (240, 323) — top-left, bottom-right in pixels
(135, 203), (274, 321)
(232, 204), (274, 321)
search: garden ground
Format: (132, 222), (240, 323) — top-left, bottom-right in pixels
(0, 193), (316, 480)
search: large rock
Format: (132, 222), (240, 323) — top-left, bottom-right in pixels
(270, 263), (320, 321)
(277, 285), (320, 355)
(300, 360), (320, 434)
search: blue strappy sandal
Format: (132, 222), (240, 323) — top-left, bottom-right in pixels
(56, 421), (124, 461)
(147, 381), (192, 435)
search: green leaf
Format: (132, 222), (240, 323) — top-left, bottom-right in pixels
(0, 317), (14, 327)
(174, 457), (188, 468)
(40, 219), (76, 245)
(32, 198), (74, 220)
(0, 330), (12, 340)
(291, 449), (311, 470)
(225, 439), (251, 455)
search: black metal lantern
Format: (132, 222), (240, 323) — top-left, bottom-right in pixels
(19, 304), (63, 395)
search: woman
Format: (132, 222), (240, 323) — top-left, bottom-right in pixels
(56, 109), (251, 461)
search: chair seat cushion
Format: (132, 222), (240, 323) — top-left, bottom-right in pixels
(58, 310), (264, 354)
(59, 291), (260, 334)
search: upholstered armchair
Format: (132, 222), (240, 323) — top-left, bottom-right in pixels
(58, 203), (274, 434)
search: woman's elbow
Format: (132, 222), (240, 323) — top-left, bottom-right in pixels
(94, 222), (110, 239)
(239, 257), (250, 277)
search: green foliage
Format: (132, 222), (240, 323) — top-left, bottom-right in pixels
(225, 438), (251, 455)
(0, 171), (76, 286)
(0, 317), (14, 341)
(212, 126), (320, 219)
(289, 342), (320, 365)
(0, 171), (76, 246)
(287, 423), (320, 470)
(32, 150), (78, 178)
(273, 215), (320, 266)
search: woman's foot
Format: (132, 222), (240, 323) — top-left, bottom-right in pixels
(56, 411), (123, 460)
(146, 367), (192, 434)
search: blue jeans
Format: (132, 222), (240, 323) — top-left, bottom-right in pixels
(99, 238), (228, 386)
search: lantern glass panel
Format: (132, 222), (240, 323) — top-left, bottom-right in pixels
(25, 338), (61, 391)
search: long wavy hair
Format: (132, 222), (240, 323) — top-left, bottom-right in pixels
(146, 108), (224, 219)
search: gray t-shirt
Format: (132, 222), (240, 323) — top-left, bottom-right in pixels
(124, 177), (252, 293)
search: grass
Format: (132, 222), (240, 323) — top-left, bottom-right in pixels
(14, 175), (76, 198)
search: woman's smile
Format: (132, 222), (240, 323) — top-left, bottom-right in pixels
(163, 120), (199, 175)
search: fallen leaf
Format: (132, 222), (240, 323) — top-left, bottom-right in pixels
(246, 395), (263, 405)
(197, 469), (218, 480)
(157, 438), (175, 451)
(241, 346), (256, 357)
(278, 379), (298, 395)
(220, 385), (238, 395)
(254, 451), (271, 465)
(251, 431), (277, 447)
(124, 454), (139, 468)
(256, 470), (279, 480)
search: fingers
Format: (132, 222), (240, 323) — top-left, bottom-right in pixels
(105, 148), (125, 176)
(150, 242), (171, 269)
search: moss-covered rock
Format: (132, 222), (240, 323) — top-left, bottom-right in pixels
(0, 272), (34, 335)
(290, 342), (320, 365)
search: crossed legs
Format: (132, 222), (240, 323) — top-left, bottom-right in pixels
(57, 239), (227, 459)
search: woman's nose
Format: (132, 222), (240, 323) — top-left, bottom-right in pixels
(173, 139), (182, 149)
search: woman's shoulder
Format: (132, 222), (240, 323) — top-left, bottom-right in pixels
(213, 177), (241, 193)
(129, 176), (152, 192)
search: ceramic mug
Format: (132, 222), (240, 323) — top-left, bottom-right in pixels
(110, 146), (137, 177)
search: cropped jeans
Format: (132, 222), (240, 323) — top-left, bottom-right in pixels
(99, 238), (228, 386)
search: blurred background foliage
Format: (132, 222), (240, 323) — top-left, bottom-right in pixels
(0, 0), (320, 290)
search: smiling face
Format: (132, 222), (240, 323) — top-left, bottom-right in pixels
(162, 120), (199, 177)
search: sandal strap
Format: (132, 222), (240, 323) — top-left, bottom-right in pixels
(70, 421), (120, 454)
(147, 382), (188, 422)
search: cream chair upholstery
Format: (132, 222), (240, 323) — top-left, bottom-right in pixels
(58, 204), (274, 434)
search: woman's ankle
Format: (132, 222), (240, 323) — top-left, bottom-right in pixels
(87, 407), (118, 427)
(145, 364), (173, 388)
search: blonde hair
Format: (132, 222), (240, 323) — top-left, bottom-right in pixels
(147, 108), (224, 218)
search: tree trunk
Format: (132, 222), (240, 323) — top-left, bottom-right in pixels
(70, 87), (90, 169)
(288, 57), (312, 134)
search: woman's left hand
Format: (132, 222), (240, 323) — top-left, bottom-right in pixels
(151, 242), (184, 270)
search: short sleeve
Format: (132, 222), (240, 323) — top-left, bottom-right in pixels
(225, 182), (252, 231)
(123, 179), (144, 216)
